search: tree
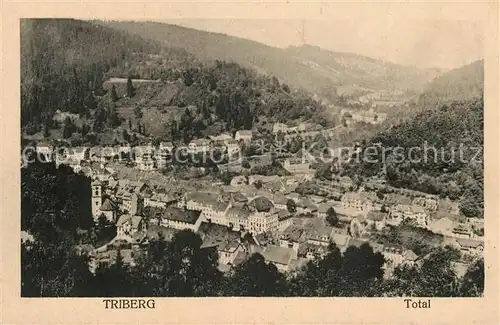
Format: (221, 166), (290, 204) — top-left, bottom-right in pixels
(110, 85), (119, 102)
(63, 117), (76, 139)
(43, 123), (50, 137)
(126, 77), (135, 98)
(286, 199), (297, 213)
(380, 204), (388, 213)
(325, 207), (338, 226)
(253, 180), (263, 189)
(223, 253), (289, 296)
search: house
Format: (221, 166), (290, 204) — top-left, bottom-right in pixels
(297, 198), (318, 214)
(272, 194), (289, 211)
(389, 204), (428, 227)
(383, 193), (412, 207)
(209, 133), (233, 142)
(262, 245), (297, 272)
(381, 244), (405, 267)
(161, 206), (204, 232)
(412, 195), (439, 211)
(306, 227), (334, 246)
(182, 192), (229, 221)
(202, 238), (245, 267)
(452, 223), (473, 238)
(283, 158), (310, 174)
(277, 210), (293, 231)
(317, 203), (332, 218)
(279, 225), (304, 254)
(230, 175), (247, 187)
(331, 233), (350, 252)
(144, 193), (177, 209)
(224, 139), (240, 156)
(97, 198), (118, 223)
(36, 141), (54, 161)
(402, 250), (419, 266)
(365, 211), (387, 231)
(188, 139), (211, 154)
(341, 192), (377, 212)
(455, 238), (484, 256)
(234, 130), (253, 143)
(116, 215), (147, 242)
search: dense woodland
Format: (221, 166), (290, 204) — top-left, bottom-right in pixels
(21, 161), (483, 297)
(343, 98), (483, 218)
(21, 19), (329, 143)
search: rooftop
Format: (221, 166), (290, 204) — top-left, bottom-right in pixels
(262, 245), (295, 266)
(162, 207), (202, 225)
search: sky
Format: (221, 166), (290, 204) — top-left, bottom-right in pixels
(163, 19), (484, 70)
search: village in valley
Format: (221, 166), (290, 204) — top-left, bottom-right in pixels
(30, 118), (484, 278)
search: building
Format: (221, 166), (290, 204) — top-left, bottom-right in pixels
(188, 139), (210, 154)
(412, 196), (439, 211)
(234, 130), (253, 143)
(341, 192), (377, 212)
(262, 245), (297, 273)
(144, 193), (177, 209)
(389, 204), (428, 227)
(116, 215), (147, 242)
(225, 139), (240, 156)
(97, 198), (117, 223)
(91, 180), (104, 219)
(277, 210), (293, 231)
(279, 225), (304, 254)
(36, 141), (54, 161)
(230, 175), (247, 187)
(283, 158), (310, 174)
(365, 211), (387, 231)
(161, 206), (204, 232)
(317, 203), (332, 218)
(182, 192), (229, 221)
(455, 238), (484, 256)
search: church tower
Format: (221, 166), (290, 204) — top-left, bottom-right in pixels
(91, 179), (103, 219)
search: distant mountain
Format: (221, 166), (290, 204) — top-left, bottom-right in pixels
(98, 20), (441, 100)
(416, 59), (484, 108)
(285, 45), (443, 94)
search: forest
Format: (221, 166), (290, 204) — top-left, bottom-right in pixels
(21, 161), (483, 297)
(21, 19), (329, 143)
(343, 98), (484, 219)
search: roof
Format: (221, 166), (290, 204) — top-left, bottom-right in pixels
(273, 194), (289, 205)
(248, 196), (274, 212)
(146, 225), (177, 241)
(236, 130), (253, 137)
(186, 192), (228, 211)
(366, 211), (387, 221)
(116, 215), (143, 229)
(384, 193), (413, 206)
(456, 238), (483, 248)
(403, 250), (419, 261)
(262, 245), (294, 265)
(226, 206), (251, 218)
(331, 233), (349, 247)
(347, 238), (368, 248)
(281, 225), (304, 242)
(317, 203), (331, 214)
(100, 198), (116, 211)
(162, 207), (202, 225)
(190, 138), (209, 146)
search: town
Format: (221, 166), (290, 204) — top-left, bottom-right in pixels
(28, 122), (484, 278)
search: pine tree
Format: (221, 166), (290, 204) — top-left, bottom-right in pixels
(126, 77), (135, 98)
(110, 85), (119, 102)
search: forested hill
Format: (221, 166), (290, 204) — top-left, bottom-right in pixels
(416, 60), (484, 108)
(21, 19), (330, 140)
(97, 20), (440, 101)
(343, 98), (484, 218)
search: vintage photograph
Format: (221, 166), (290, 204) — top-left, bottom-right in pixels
(20, 18), (484, 297)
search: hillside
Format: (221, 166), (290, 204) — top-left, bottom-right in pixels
(416, 59), (484, 108)
(21, 19), (331, 144)
(97, 20), (440, 101)
(343, 98), (484, 218)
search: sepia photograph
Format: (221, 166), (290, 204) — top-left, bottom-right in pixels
(18, 16), (487, 299)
